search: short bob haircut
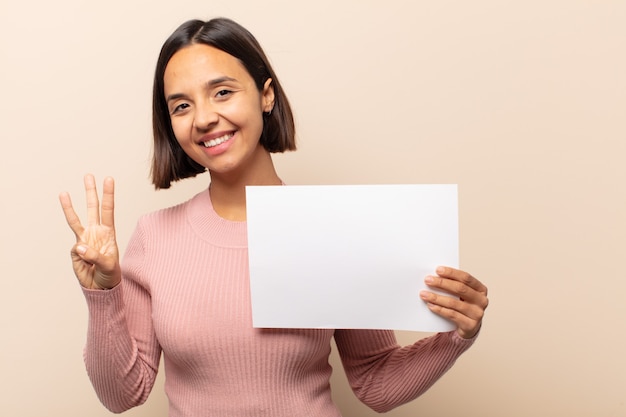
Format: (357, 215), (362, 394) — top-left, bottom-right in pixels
(151, 17), (296, 189)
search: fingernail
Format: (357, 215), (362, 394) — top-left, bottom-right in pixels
(76, 245), (87, 255)
(425, 276), (434, 284)
(436, 266), (445, 274)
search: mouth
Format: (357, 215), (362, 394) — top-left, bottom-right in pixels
(201, 132), (235, 148)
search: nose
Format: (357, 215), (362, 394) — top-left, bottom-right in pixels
(193, 100), (219, 131)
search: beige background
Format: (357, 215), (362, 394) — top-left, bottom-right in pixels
(1, 1), (625, 416)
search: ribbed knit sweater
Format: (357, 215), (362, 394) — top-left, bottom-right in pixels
(81, 187), (476, 416)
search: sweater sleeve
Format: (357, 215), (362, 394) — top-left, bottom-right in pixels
(334, 329), (476, 413)
(81, 220), (161, 413)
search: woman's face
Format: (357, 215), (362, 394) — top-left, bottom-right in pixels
(163, 43), (274, 177)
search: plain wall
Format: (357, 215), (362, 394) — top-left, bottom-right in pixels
(1, 1), (625, 416)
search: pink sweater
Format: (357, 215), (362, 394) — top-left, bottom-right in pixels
(82, 187), (476, 416)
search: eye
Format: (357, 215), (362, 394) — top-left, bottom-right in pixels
(171, 102), (190, 114)
(215, 89), (233, 99)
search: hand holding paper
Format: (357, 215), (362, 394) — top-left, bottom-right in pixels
(420, 265), (489, 339)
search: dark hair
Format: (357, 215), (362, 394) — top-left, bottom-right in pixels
(151, 17), (296, 189)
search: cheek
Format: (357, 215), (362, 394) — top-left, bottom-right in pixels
(170, 118), (190, 146)
(237, 104), (265, 136)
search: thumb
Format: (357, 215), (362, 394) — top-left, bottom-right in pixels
(74, 244), (114, 272)
(74, 244), (121, 289)
(75, 244), (94, 262)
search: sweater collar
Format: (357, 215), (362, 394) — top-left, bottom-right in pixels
(186, 188), (248, 248)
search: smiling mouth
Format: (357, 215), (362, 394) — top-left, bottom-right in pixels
(202, 133), (234, 148)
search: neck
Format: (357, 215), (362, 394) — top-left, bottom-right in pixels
(208, 150), (281, 221)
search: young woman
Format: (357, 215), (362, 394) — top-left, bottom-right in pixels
(59, 17), (488, 417)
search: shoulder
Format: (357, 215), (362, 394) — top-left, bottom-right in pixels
(136, 188), (209, 232)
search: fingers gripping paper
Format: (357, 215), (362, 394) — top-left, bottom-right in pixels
(246, 184), (458, 332)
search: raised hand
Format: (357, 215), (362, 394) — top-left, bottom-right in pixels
(59, 174), (121, 290)
(420, 266), (489, 339)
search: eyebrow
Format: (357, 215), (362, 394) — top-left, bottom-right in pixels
(165, 76), (238, 103)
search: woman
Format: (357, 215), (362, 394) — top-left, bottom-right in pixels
(59, 17), (488, 417)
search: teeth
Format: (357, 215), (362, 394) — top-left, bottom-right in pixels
(203, 133), (233, 148)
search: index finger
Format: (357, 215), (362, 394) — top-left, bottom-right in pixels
(436, 266), (488, 294)
(59, 191), (84, 238)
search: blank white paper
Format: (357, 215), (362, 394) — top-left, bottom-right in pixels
(246, 184), (459, 332)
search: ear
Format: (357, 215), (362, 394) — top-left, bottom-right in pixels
(261, 78), (275, 113)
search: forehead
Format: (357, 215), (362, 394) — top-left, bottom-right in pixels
(164, 44), (251, 90)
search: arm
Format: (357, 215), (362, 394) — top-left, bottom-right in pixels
(60, 175), (160, 412)
(335, 329), (476, 413)
(81, 226), (161, 412)
(335, 267), (488, 412)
